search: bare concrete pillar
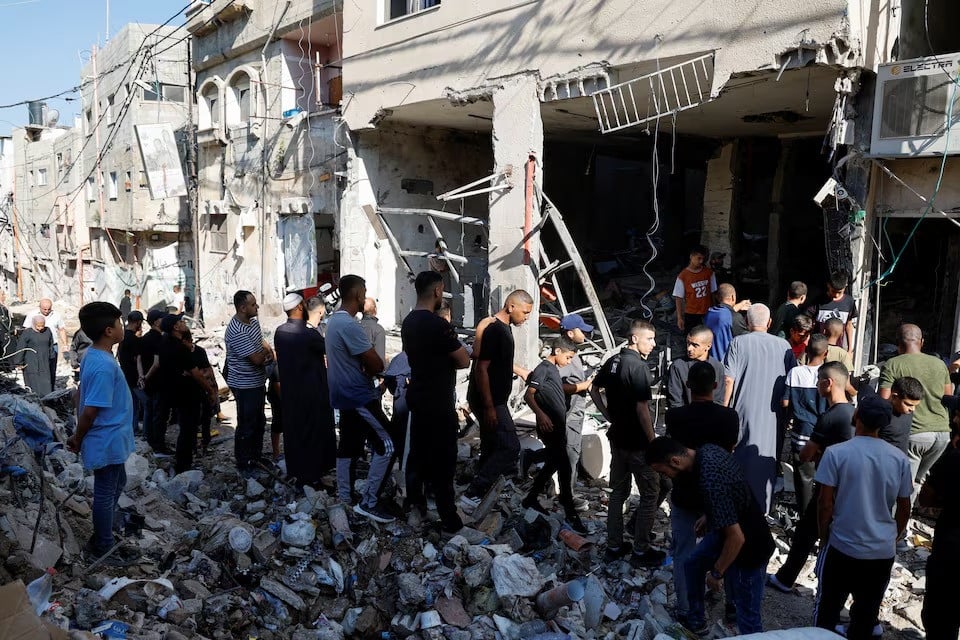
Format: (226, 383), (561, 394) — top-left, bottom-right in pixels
(701, 142), (736, 273)
(489, 73), (543, 370)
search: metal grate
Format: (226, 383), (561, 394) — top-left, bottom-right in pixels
(590, 53), (714, 134)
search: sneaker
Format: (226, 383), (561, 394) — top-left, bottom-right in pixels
(565, 514), (590, 536)
(572, 496), (590, 512)
(629, 548), (667, 569)
(353, 503), (396, 524)
(602, 541), (633, 564)
(767, 573), (793, 593)
(83, 540), (141, 567)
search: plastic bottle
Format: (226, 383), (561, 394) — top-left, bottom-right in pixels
(26, 568), (55, 616)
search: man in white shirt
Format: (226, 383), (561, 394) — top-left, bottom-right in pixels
(171, 285), (186, 314)
(23, 298), (68, 391)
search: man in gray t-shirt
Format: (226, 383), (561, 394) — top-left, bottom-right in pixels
(325, 276), (394, 524)
(813, 395), (912, 639)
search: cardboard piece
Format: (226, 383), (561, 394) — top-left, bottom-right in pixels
(0, 580), (69, 640)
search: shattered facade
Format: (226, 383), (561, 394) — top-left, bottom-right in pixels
(336, 0), (890, 364)
(186, 0), (344, 326)
(12, 122), (91, 305)
(10, 24), (194, 312)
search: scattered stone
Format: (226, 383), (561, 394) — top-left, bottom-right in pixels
(397, 572), (426, 606)
(490, 554), (544, 597)
(260, 577), (307, 611)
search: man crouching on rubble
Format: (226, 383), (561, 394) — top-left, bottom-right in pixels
(67, 302), (138, 564)
(647, 436), (774, 636)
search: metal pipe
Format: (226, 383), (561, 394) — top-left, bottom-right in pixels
(437, 183), (511, 201)
(536, 580), (585, 619)
(379, 207), (486, 226)
(524, 155), (535, 265)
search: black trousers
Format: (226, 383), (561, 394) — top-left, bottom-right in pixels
(406, 400), (462, 532)
(776, 484), (819, 587)
(232, 386), (266, 468)
(814, 545), (894, 640)
(174, 398), (201, 474)
(923, 547), (960, 640)
(146, 391), (171, 450)
(525, 428), (575, 515)
(467, 405), (519, 497)
(684, 313), (704, 333)
(792, 454), (817, 513)
(525, 421), (582, 501)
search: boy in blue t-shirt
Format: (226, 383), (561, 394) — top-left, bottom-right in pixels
(67, 302), (136, 563)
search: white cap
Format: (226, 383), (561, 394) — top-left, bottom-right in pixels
(282, 293), (303, 311)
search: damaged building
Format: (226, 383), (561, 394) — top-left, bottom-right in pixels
(11, 24), (194, 311)
(186, 0), (344, 326)
(333, 0), (902, 367)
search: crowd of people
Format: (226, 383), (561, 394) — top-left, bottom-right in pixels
(48, 250), (960, 639)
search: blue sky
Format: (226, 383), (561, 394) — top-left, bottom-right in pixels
(0, 0), (184, 135)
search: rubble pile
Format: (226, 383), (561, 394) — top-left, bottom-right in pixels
(0, 370), (929, 639)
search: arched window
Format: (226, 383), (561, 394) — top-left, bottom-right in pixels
(226, 71), (253, 125)
(198, 81), (221, 130)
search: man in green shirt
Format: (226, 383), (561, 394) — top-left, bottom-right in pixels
(879, 324), (953, 496)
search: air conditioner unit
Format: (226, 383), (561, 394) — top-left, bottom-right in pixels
(870, 53), (960, 158)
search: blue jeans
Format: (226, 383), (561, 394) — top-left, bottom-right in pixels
(92, 463), (127, 552)
(671, 504), (699, 618)
(684, 531), (766, 633)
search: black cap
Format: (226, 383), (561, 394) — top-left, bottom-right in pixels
(160, 313), (184, 333)
(146, 309), (165, 325)
(127, 310), (144, 322)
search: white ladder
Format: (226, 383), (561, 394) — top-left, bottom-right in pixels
(591, 53), (714, 134)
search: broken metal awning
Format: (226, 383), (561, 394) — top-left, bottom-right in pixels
(590, 53), (714, 134)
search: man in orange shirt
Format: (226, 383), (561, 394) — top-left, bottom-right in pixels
(673, 245), (717, 332)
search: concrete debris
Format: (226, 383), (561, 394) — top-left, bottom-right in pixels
(0, 358), (932, 640)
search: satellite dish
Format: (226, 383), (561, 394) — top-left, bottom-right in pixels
(44, 109), (60, 128)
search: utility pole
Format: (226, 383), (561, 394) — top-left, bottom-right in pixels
(186, 37), (201, 321)
(90, 44), (107, 306)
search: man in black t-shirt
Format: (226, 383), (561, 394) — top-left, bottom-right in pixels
(809, 270), (858, 354)
(521, 336), (588, 534)
(918, 397), (960, 640)
(769, 361), (855, 592)
(648, 437), (774, 635)
(881, 377), (921, 454)
(138, 309), (167, 452)
(117, 311), (144, 434)
(664, 361), (739, 624)
(157, 314), (216, 473)
(591, 320), (667, 568)
(403, 272), (471, 531)
(181, 329), (217, 454)
(465, 290), (534, 498)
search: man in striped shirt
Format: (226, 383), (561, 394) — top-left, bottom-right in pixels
(225, 290), (274, 472)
